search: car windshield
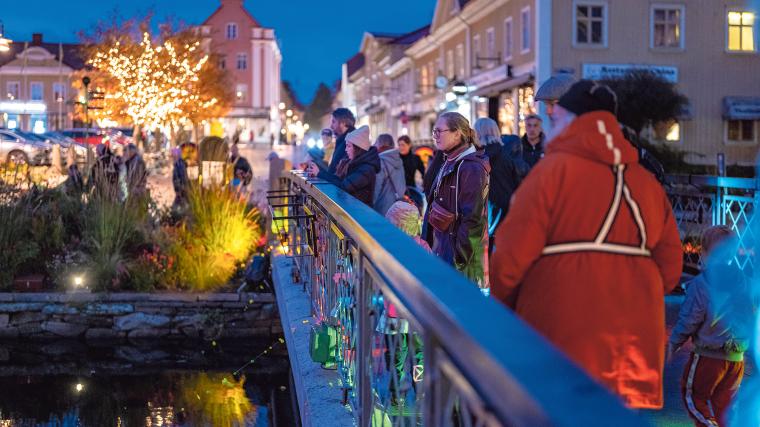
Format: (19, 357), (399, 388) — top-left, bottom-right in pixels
(18, 131), (46, 142)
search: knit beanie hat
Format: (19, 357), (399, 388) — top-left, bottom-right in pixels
(385, 200), (422, 237)
(346, 125), (371, 151)
(557, 80), (618, 117)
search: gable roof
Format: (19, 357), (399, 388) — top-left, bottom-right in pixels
(346, 53), (365, 77)
(0, 41), (85, 70)
(202, 2), (261, 27)
(430, 0), (473, 33)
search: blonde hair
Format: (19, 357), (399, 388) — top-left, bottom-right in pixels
(439, 112), (480, 148)
(473, 117), (502, 145)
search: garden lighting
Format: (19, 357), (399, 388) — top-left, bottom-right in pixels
(74, 383), (84, 393)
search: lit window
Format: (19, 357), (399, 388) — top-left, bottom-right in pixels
(6, 82), (19, 100)
(30, 82), (43, 101)
(521, 7), (531, 52)
(53, 83), (66, 102)
(446, 50), (454, 79)
(727, 119), (756, 142)
(652, 6), (684, 49)
(504, 18), (513, 60)
(727, 11), (755, 52)
(227, 23), (238, 40)
(235, 84), (247, 102)
(575, 3), (606, 46)
(237, 54), (247, 70)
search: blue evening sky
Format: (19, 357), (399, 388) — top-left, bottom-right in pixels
(3, 0), (436, 104)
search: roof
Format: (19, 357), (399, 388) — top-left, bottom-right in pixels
(0, 41), (85, 70)
(389, 25), (430, 45)
(367, 31), (403, 40)
(202, 1), (261, 27)
(346, 53), (365, 77)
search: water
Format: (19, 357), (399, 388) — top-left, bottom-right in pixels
(0, 339), (296, 427)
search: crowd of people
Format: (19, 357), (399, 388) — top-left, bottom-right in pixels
(302, 76), (756, 426)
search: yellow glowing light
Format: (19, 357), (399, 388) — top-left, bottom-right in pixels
(74, 276), (83, 288)
(278, 102), (285, 110)
(75, 383), (84, 392)
(286, 109), (293, 117)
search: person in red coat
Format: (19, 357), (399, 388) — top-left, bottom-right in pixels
(490, 80), (683, 409)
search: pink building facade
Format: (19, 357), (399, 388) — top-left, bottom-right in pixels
(201, 0), (282, 143)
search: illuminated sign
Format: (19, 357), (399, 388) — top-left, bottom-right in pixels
(0, 101), (47, 114)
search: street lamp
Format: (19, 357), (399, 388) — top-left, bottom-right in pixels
(0, 21), (12, 53)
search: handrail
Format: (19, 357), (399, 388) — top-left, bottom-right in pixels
(285, 171), (646, 426)
(666, 174), (758, 190)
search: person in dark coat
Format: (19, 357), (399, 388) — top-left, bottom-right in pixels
(372, 134), (406, 215)
(307, 125), (381, 207)
(474, 118), (522, 252)
(89, 143), (119, 199)
(327, 108), (356, 174)
(124, 143), (147, 198)
(171, 147), (190, 213)
(398, 135), (425, 187)
(427, 112), (490, 287)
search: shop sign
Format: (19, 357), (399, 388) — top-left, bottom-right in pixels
(582, 63), (678, 83)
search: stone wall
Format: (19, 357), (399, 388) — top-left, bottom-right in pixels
(0, 292), (281, 340)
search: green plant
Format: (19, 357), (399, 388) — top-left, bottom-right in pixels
(0, 200), (39, 289)
(172, 184), (261, 291)
(127, 245), (178, 291)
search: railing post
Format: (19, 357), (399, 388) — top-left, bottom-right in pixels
(356, 254), (372, 426)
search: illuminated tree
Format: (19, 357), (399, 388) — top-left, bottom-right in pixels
(80, 17), (233, 142)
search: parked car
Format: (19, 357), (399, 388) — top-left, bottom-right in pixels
(0, 129), (52, 166)
(61, 128), (108, 146)
(43, 131), (89, 163)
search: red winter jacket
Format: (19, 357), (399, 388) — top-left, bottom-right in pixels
(490, 111), (682, 408)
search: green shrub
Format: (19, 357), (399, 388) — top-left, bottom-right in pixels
(0, 200), (39, 289)
(172, 184), (261, 291)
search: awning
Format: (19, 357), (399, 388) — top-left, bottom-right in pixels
(470, 73), (533, 97)
(723, 97), (760, 120)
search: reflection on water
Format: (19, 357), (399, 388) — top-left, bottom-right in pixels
(0, 340), (293, 427)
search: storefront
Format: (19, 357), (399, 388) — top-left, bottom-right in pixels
(467, 64), (535, 137)
(0, 101), (47, 132)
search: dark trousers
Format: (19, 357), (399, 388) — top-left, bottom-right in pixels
(681, 352), (744, 427)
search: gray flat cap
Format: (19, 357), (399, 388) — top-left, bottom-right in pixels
(535, 73), (577, 102)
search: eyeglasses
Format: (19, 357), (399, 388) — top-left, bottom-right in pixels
(432, 128), (454, 138)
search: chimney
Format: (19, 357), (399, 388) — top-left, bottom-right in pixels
(32, 33), (43, 45)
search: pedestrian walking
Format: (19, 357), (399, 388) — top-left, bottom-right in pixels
(427, 112), (490, 288)
(307, 125), (380, 207)
(398, 135), (425, 188)
(490, 80), (683, 409)
(171, 147), (190, 215)
(669, 226), (755, 427)
(89, 143), (119, 199)
(372, 134), (406, 215)
(474, 118), (522, 252)
(327, 108), (357, 174)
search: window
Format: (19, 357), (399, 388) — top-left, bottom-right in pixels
(473, 34), (481, 70)
(6, 82), (20, 100)
(53, 83), (66, 102)
(486, 27), (496, 67)
(218, 55), (226, 70)
(226, 23), (238, 40)
(521, 7), (531, 53)
(504, 18), (514, 60)
(237, 54), (247, 70)
(575, 3), (606, 46)
(420, 65), (429, 94)
(652, 5), (684, 49)
(727, 11), (755, 52)
(446, 50), (454, 79)
(30, 82), (43, 101)
(456, 44), (465, 78)
(727, 120), (756, 142)
(235, 84), (247, 102)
